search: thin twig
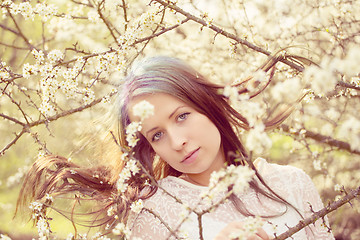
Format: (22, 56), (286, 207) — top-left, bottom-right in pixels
(6, 8), (35, 50)
(121, 0), (129, 31)
(0, 127), (28, 156)
(96, 0), (120, 44)
(0, 91), (117, 157)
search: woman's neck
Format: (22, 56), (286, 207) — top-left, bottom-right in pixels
(180, 174), (208, 186)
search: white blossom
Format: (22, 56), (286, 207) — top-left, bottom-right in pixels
(270, 77), (302, 102)
(245, 124), (272, 154)
(107, 205), (116, 217)
(0, 66), (10, 80)
(223, 85), (239, 103)
(334, 184), (342, 192)
(132, 100), (154, 121)
(88, 9), (100, 23)
(22, 63), (37, 79)
(78, 233), (88, 239)
(116, 158), (141, 193)
(83, 88), (95, 105)
(112, 223), (131, 238)
(34, 3), (58, 22)
(66, 233), (74, 240)
(39, 100), (56, 117)
(337, 116), (360, 151)
(36, 217), (51, 239)
(130, 199), (144, 214)
(0, 234), (12, 240)
(203, 164), (254, 202)
(116, 180), (129, 193)
(229, 216), (264, 239)
(18, 2), (35, 20)
(325, 108), (340, 121)
(126, 159), (140, 175)
(304, 65), (337, 95)
(335, 44), (360, 76)
(31, 49), (45, 64)
(126, 121), (142, 147)
(313, 159), (322, 171)
(29, 201), (43, 214)
(47, 49), (64, 63)
(45, 194), (53, 203)
(92, 233), (111, 240)
(6, 166), (29, 187)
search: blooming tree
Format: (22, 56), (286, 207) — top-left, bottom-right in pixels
(0, 0), (359, 239)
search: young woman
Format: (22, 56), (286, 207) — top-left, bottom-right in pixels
(18, 56), (334, 239)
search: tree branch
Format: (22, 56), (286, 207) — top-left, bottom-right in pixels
(0, 113), (25, 126)
(338, 81), (360, 91)
(280, 124), (360, 155)
(134, 17), (190, 45)
(0, 23), (19, 35)
(274, 186), (360, 240)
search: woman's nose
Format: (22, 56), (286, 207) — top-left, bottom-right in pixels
(168, 128), (187, 150)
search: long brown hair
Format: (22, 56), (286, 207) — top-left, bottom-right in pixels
(17, 55), (304, 235)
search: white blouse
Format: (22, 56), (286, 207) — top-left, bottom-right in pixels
(128, 158), (334, 240)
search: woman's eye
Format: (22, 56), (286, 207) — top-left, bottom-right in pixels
(152, 132), (163, 142)
(177, 112), (190, 121)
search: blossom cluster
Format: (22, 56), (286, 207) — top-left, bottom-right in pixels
(3, 1), (58, 21)
(130, 199), (144, 214)
(246, 123), (273, 154)
(125, 121), (142, 148)
(6, 165), (29, 187)
(125, 100), (155, 147)
(132, 100), (155, 121)
(29, 201), (52, 239)
(201, 164), (255, 203)
(0, 62), (10, 81)
(228, 216), (265, 239)
(116, 159), (140, 193)
(0, 234), (11, 240)
(304, 44), (360, 96)
(112, 222), (131, 238)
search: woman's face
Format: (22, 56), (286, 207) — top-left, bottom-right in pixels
(129, 93), (225, 185)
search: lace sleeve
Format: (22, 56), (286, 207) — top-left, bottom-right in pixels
(128, 208), (172, 240)
(299, 170), (335, 240)
(127, 185), (187, 240)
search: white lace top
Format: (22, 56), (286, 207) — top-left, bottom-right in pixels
(128, 158), (334, 239)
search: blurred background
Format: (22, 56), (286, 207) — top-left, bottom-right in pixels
(0, 0), (359, 239)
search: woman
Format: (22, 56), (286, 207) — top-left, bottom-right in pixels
(18, 56), (334, 239)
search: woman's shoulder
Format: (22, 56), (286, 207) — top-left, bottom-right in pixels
(254, 157), (312, 191)
(255, 157), (309, 178)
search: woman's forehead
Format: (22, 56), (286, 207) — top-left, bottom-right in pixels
(128, 93), (187, 121)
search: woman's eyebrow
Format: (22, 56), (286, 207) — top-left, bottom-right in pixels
(168, 106), (186, 119)
(145, 126), (158, 138)
(145, 106), (187, 137)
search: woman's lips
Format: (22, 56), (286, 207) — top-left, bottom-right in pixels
(181, 148), (200, 164)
